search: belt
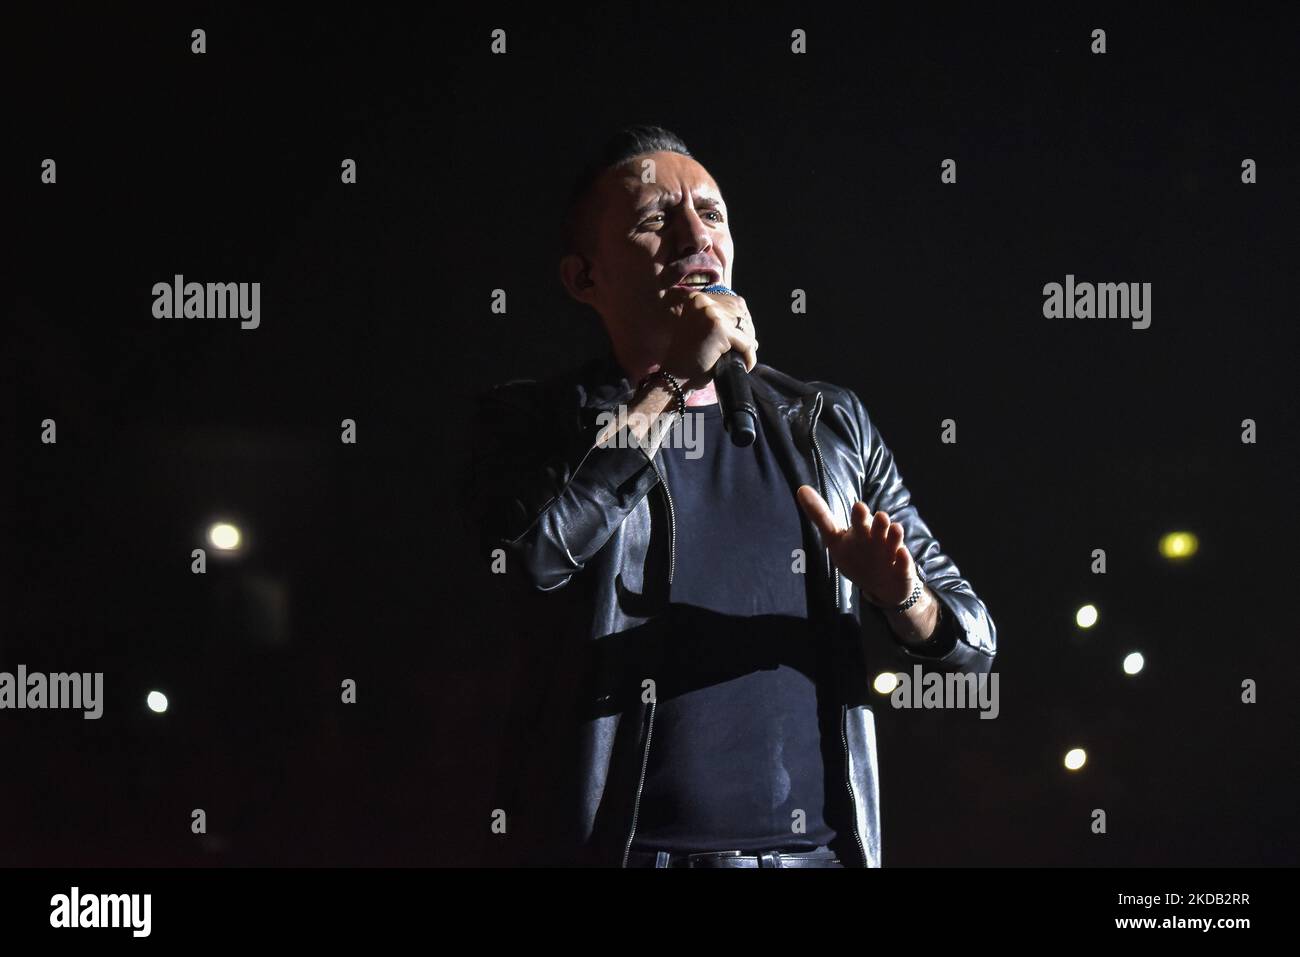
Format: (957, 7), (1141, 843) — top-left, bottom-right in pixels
(626, 847), (842, 868)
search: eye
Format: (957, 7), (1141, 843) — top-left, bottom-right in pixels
(703, 210), (724, 222)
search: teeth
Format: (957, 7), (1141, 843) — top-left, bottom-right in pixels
(682, 275), (712, 285)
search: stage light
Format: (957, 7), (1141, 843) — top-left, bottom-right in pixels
(1075, 604), (1099, 629)
(147, 691), (169, 713)
(208, 522), (242, 551)
(1159, 531), (1199, 560)
(1064, 748), (1087, 771)
(873, 672), (899, 695)
(1123, 652), (1145, 675)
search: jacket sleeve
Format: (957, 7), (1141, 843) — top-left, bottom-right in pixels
(464, 379), (665, 592)
(849, 389), (997, 674)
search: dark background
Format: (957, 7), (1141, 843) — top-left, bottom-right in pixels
(4, 4), (1297, 866)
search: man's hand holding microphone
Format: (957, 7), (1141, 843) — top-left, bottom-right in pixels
(597, 284), (759, 452)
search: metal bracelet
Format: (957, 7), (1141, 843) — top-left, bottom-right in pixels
(893, 579), (923, 612)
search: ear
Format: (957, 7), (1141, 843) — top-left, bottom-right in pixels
(559, 252), (595, 303)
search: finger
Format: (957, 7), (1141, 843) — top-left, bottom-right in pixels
(716, 292), (747, 315)
(695, 294), (736, 320)
(694, 290), (747, 310)
(661, 285), (694, 306)
(894, 545), (916, 581)
(734, 299), (752, 331)
(796, 485), (843, 540)
(885, 521), (906, 550)
(694, 294), (758, 366)
(723, 327), (759, 372)
(870, 510), (891, 540)
(851, 501), (871, 532)
(732, 297), (753, 332)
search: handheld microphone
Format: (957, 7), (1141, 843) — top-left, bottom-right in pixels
(699, 283), (758, 447)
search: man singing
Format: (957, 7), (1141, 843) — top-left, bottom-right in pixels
(469, 125), (996, 868)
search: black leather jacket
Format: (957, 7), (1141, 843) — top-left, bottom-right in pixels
(468, 349), (996, 867)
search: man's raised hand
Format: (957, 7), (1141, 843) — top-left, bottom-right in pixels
(795, 485), (918, 608)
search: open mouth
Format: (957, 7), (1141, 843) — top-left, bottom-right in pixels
(673, 269), (721, 289)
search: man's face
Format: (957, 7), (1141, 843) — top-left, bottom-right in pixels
(563, 150), (733, 356)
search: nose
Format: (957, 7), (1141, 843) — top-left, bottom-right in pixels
(671, 205), (713, 259)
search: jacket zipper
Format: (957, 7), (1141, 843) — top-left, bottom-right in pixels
(839, 703), (867, 866)
(809, 392), (868, 867)
(621, 455), (674, 865)
(650, 456), (676, 586)
(807, 393), (838, 615)
(621, 698), (656, 867)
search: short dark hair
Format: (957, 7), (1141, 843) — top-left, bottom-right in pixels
(561, 124), (693, 258)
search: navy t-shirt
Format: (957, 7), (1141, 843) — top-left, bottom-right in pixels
(629, 400), (851, 853)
